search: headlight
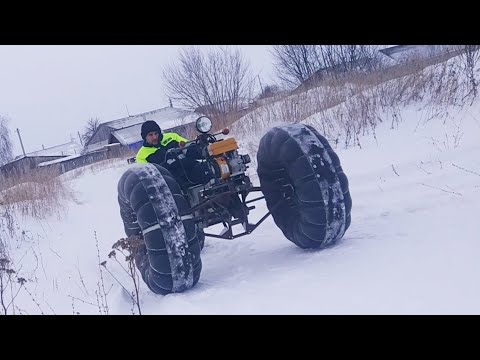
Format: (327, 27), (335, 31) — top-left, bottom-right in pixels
(196, 116), (212, 133)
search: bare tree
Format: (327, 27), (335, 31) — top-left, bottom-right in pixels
(271, 45), (323, 88)
(0, 116), (14, 166)
(319, 45), (384, 74)
(271, 45), (385, 88)
(162, 46), (257, 119)
(81, 117), (100, 146)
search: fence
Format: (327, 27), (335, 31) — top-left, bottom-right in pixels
(51, 144), (132, 175)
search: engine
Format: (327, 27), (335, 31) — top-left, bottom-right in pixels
(207, 138), (251, 181)
(186, 136), (252, 220)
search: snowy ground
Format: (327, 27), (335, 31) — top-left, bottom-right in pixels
(4, 101), (480, 315)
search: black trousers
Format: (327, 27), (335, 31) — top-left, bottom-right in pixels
(164, 159), (210, 186)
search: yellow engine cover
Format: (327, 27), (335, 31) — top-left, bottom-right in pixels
(208, 138), (238, 156)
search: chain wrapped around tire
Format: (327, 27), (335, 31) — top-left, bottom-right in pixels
(257, 123), (352, 249)
(117, 163), (202, 295)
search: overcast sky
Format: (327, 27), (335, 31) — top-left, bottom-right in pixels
(0, 45), (274, 157)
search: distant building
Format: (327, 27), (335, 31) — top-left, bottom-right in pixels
(84, 107), (202, 153)
(1, 155), (62, 180)
(14, 140), (83, 159)
(1, 140), (82, 179)
(379, 45), (460, 63)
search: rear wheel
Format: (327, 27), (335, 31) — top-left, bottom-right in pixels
(257, 123), (352, 249)
(117, 163), (202, 295)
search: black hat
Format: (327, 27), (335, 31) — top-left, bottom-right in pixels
(141, 120), (161, 140)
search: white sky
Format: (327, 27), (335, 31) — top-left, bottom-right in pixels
(4, 81), (480, 314)
(0, 45), (274, 157)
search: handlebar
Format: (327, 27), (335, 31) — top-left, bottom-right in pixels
(165, 129), (227, 161)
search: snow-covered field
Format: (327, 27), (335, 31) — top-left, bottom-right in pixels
(3, 95), (479, 315)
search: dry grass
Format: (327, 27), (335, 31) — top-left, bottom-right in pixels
(0, 167), (72, 314)
(231, 53), (477, 152)
(0, 167), (76, 220)
(0, 156), (129, 224)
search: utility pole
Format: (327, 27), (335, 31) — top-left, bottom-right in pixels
(16, 128), (26, 156)
(78, 131), (83, 146)
(125, 104), (131, 117)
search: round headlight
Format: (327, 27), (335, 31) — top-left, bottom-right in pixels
(196, 116), (212, 133)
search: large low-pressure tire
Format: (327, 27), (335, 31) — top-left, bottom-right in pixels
(257, 123), (352, 249)
(117, 163), (202, 295)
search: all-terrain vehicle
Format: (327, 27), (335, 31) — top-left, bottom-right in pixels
(117, 116), (352, 295)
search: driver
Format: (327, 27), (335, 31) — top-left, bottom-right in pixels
(135, 120), (206, 184)
(136, 120), (188, 164)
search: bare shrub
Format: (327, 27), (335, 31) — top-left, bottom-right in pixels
(106, 235), (144, 315)
(0, 256), (30, 315)
(455, 45), (480, 102)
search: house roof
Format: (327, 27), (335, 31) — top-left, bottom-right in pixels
(110, 112), (200, 146)
(86, 106), (201, 146)
(111, 124), (143, 146)
(6, 155), (65, 166)
(379, 45), (458, 61)
(103, 107), (198, 130)
(12, 140), (83, 160)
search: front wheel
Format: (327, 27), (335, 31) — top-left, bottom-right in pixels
(117, 163), (202, 295)
(257, 123), (352, 249)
